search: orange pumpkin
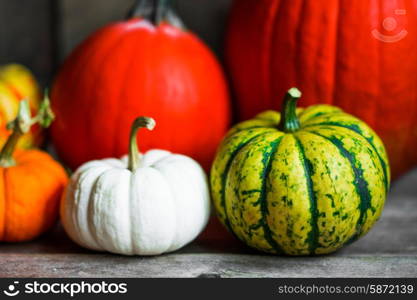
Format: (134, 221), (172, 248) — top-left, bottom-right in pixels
(225, 0), (417, 179)
(0, 64), (42, 150)
(51, 0), (230, 171)
(0, 96), (67, 242)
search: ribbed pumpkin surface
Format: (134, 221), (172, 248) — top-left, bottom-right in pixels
(226, 0), (417, 179)
(211, 103), (390, 255)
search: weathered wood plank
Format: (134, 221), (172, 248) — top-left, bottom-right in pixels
(1, 253), (416, 278)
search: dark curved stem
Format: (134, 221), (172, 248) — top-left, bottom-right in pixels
(278, 88), (302, 133)
(127, 0), (184, 28)
(127, 0), (174, 24)
(153, 0), (169, 24)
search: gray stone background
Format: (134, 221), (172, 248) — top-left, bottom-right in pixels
(0, 0), (232, 84)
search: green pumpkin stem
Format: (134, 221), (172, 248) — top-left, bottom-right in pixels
(278, 87), (302, 133)
(0, 91), (54, 167)
(127, 0), (184, 28)
(128, 116), (156, 172)
(30, 90), (55, 128)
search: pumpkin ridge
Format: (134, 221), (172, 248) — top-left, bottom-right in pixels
(220, 131), (274, 233)
(293, 0), (308, 93)
(86, 170), (108, 250)
(128, 171), (136, 254)
(72, 167), (103, 250)
(293, 135), (319, 255)
(258, 136), (284, 254)
(304, 130), (372, 242)
(299, 111), (345, 124)
(228, 125), (276, 137)
(112, 33), (142, 157)
(259, 0), (282, 109)
(59, 29), (128, 167)
(264, 0), (282, 108)
(330, 0), (341, 107)
(61, 173), (86, 249)
(72, 169), (92, 247)
(18, 162), (61, 235)
(88, 31), (137, 161)
(4, 165), (43, 240)
(303, 121), (389, 193)
(3, 168), (12, 240)
(0, 169), (6, 240)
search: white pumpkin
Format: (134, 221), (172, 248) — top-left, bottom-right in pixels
(60, 117), (210, 255)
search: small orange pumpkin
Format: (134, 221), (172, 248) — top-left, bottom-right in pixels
(0, 96), (67, 242)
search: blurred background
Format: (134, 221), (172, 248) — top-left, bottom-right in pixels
(0, 0), (232, 85)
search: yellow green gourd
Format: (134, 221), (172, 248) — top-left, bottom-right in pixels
(211, 88), (390, 255)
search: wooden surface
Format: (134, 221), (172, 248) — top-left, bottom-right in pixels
(1, 169), (417, 278)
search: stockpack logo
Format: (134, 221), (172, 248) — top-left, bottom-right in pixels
(3, 281), (20, 297)
(2, 280), (127, 297)
(372, 8), (408, 43)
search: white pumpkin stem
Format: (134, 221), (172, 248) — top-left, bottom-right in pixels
(128, 116), (156, 172)
(0, 91), (54, 167)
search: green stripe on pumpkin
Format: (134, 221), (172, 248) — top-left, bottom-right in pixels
(306, 130), (372, 241)
(295, 130), (361, 254)
(293, 136), (319, 254)
(304, 121), (389, 193)
(224, 132), (284, 253)
(258, 137), (284, 253)
(219, 132), (272, 232)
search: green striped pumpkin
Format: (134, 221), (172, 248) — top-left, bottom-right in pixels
(211, 88), (390, 255)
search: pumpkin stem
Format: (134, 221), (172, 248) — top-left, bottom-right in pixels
(30, 89), (55, 128)
(0, 91), (54, 167)
(278, 87), (302, 133)
(127, 0), (184, 28)
(128, 116), (156, 172)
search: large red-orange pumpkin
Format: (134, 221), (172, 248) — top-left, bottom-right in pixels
(226, 0), (417, 179)
(51, 0), (230, 170)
